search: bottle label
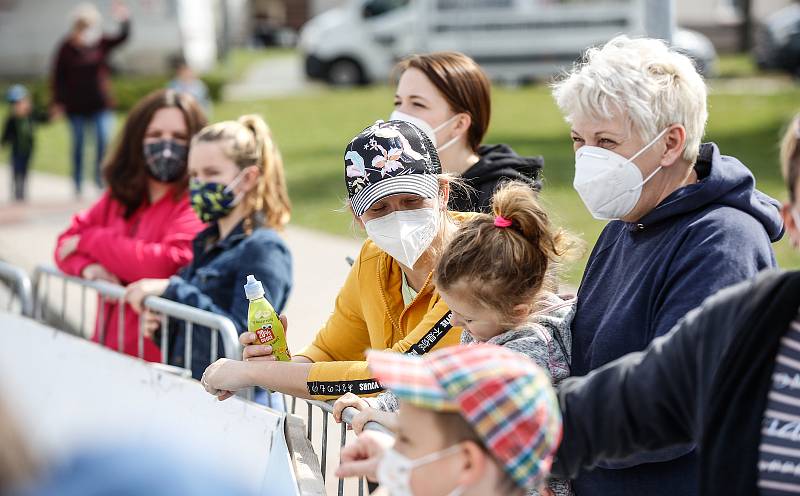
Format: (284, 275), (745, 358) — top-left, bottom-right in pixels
(256, 325), (275, 344)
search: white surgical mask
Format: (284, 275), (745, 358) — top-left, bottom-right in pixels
(573, 127), (669, 221)
(390, 110), (461, 152)
(364, 207), (439, 269)
(377, 445), (464, 496)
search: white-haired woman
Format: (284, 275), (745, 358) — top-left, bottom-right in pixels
(551, 35), (783, 495)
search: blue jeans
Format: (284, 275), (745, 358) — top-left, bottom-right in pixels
(67, 110), (113, 193)
(10, 150), (30, 201)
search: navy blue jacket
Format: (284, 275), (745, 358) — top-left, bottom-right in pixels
(570, 143), (784, 495)
(161, 221), (292, 379)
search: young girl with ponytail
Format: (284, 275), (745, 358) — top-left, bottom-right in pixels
(333, 181), (581, 496)
(125, 114), (293, 379)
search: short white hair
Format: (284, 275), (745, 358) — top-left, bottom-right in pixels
(72, 3), (101, 27)
(552, 35), (708, 163)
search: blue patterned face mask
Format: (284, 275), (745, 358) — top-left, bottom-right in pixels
(189, 172), (245, 223)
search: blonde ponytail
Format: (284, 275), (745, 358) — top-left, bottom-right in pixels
(192, 114), (291, 231)
(238, 114), (291, 230)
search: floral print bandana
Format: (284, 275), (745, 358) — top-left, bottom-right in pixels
(345, 120), (442, 217)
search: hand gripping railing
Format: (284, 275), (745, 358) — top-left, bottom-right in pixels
(0, 260), (33, 317)
(295, 398), (392, 496)
(31, 265), (241, 370)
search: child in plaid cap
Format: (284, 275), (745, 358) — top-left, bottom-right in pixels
(336, 343), (562, 496)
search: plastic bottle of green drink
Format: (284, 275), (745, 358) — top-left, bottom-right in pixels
(244, 274), (290, 361)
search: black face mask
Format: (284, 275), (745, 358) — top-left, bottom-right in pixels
(143, 139), (188, 182)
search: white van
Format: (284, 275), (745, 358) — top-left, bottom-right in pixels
(300, 0), (717, 85)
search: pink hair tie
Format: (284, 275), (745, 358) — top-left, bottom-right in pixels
(494, 215), (513, 228)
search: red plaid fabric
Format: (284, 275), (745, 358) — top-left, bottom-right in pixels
(367, 344), (562, 490)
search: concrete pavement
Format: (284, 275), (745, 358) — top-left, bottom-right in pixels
(223, 53), (325, 101)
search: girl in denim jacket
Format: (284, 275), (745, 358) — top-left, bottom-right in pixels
(125, 114), (292, 379)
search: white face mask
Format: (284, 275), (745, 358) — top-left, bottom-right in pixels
(573, 127), (670, 221)
(364, 207), (439, 269)
(377, 445), (464, 496)
(390, 110), (461, 152)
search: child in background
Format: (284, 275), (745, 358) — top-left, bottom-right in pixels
(168, 56), (212, 117)
(334, 181), (580, 495)
(336, 344), (563, 496)
(2, 85), (48, 202)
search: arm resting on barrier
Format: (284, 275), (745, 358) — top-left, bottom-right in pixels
(77, 220), (197, 284)
(301, 303), (461, 401)
(54, 194), (115, 275)
(202, 358), (313, 399)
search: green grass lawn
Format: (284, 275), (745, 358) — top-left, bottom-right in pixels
(7, 82), (800, 284)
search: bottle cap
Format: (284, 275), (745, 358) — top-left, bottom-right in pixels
(244, 274), (264, 300)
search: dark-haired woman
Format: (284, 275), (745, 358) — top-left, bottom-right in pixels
(54, 89), (207, 361)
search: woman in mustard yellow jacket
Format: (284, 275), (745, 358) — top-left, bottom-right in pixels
(200, 120), (467, 400)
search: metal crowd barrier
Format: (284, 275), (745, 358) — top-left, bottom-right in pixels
(292, 398), (391, 496)
(32, 265), (241, 372)
(27, 264), (395, 496)
(0, 260), (33, 317)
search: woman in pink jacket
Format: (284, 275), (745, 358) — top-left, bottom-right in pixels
(54, 89), (207, 361)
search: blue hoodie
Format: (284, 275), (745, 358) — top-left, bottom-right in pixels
(570, 143), (784, 496)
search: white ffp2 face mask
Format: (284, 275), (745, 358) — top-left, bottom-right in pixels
(573, 127), (669, 221)
(364, 207), (439, 269)
(390, 110), (461, 152)
(377, 445), (464, 496)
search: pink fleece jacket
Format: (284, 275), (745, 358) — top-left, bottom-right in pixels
(55, 189), (204, 361)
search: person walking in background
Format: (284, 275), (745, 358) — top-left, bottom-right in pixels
(54, 89), (207, 361)
(51, 1), (131, 197)
(168, 55), (212, 117)
(124, 114), (292, 380)
(2, 85), (49, 202)
(390, 52), (543, 213)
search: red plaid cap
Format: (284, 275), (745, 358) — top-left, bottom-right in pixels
(367, 344), (562, 490)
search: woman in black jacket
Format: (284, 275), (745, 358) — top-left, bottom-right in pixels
(389, 51), (542, 213)
(553, 116), (800, 495)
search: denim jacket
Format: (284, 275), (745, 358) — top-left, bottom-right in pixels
(161, 221), (292, 378)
